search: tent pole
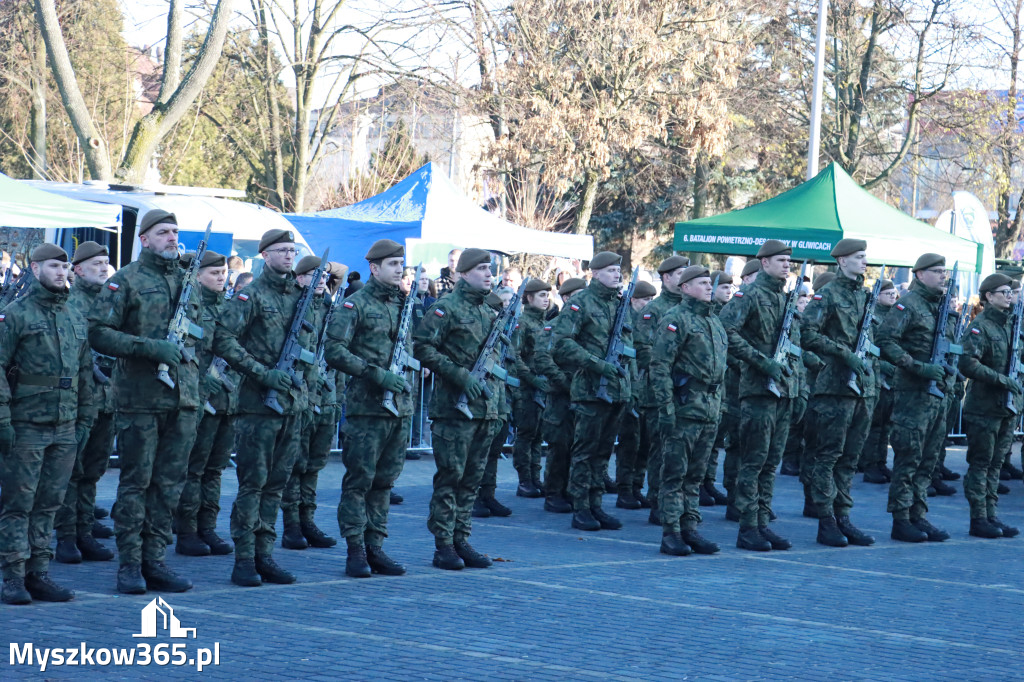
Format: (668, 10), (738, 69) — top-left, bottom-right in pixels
(807, 0), (829, 180)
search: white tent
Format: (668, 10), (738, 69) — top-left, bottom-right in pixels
(934, 191), (996, 297)
(1, 173), (120, 229)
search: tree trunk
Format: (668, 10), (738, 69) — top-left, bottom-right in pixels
(28, 25), (47, 178)
(572, 169), (600, 235)
(156, 0), (183, 105)
(995, 0), (1022, 259)
(255, 0), (286, 209)
(692, 152), (710, 219)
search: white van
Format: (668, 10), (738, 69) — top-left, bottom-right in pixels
(21, 181), (313, 270)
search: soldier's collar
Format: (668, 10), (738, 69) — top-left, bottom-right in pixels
(455, 278), (487, 304)
(755, 270), (786, 291)
(681, 295), (710, 314)
(200, 286), (222, 305)
(139, 248), (179, 272)
(908, 278), (941, 301)
(260, 266), (295, 292)
(32, 280), (69, 306)
(366, 276), (399, 301)
(590, 279), (620, 299)
(659, 288), (683, 303)
(74, 278), (103, 295)
(835, 272), (864, 288)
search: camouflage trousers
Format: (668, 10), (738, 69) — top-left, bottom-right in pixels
(660, 416), (719, 533)
(0, 421), (76, 579)
(860, 388), (894, 471)
(231, 413), (300, 559)
(55, 410), (114, 539)
(615, 408), (649, 495)
(963, 412), (1014, 520)
(711, 408), (740, 494)
(338, 414), (410, 547)
(113, 410), (199, 565)
(283, 406), (339, 527)
(479, 416), (509, 498)
(781, 394), (808, 475)
(568, 401), (626, 511)
(175, 411), (235, 535)
(543, 393), (573, 499)
(807, 395), (872, 518)
(428, 418), (500, 545)
(887, 390), (946, 521)
(639, 406), (665, 508)
(736, 396), (791, 528)
(512, 396), (544, 485)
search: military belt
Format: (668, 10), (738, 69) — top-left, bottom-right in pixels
(685, 378), (721, 393)
(18, 374), (78, 389)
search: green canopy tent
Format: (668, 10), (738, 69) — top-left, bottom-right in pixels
(0, 172), (120, 229)
(674, 163), (983, 272)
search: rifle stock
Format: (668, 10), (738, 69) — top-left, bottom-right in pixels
(926, 261), (961, 399)
(596, 266), (640, 404)
(382, 264), (423, 417)
(766, 261), (808, 398)
(156, 223), (211, 390)
(847, 265), (886, 396)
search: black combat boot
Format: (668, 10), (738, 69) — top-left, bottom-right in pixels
(939, 465), (961, 481)
(472, 497), (491, 518)
(660, 532), (692, 556)
(255, 554), (296, 584)
(390, 491), (404, 505)
(25, 572), (74, 602)
(648, 507), (662, 526)
(891, 519), (927, 543)
(281, 524), (308, 550)
(591, 507), (623, 530)
(817, 517), (848, 547)
(931, 478), (956, 496)
(94, 505), (109, 519)
(1004, 461), (1024, 480)
(231, 558), (262, 587)
(302, 521), (338, 548)
(969, 518), (1002, 539)
(998, 482), (1011, 495)
(802, 493), (817, 518)
(78, 534), (115, 561)
(634, 489), (652, 509)
(724, 504), (740, 522)
(681, 528), (721, 555)
(989, 516), (1020, 538)
(55, 537), (82, 564)
(862, 466), (889, 484)
(366, 545), (406, 575)
(516, 478), (543, 498)
(432, 544), (464, 570)
(142, 561), (193, 592)
(760, 525), (792, 550)
(1, 577), (31, 605)
(706, 482), (728, 505)
(454, 540), (492, 568)
(199, 528), (233, 555)
(345, 545), (372, 578)
(117, 563), (147, 594)
(736, 526), (771, 551)
(482, 496), (512, 517)
(571, 509), (601, 531)
(616, 491), (641, 510)
(911, 517), (949, 542)
(603, 473), (616, 494)
(698, 484), (715, 506)
(544, 495), (572, 514)
(92, 520), (114, 539)
(835, 516), (875, 546)
(175, 532), (211, 557)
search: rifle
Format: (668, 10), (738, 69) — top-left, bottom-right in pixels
(0, 264), (12, 299)
(264, 248), (329, 415)
(313, 287), (344, 409)
(847, 265), (886, 396)
(92, 350), (111, 386)
(454, 278), (529, 419)
(156, 222), (210, 393)
(495, 277), (529, 390)
(766, 261), (808, 398)
(1007, 286), (1024, 414)
(208, 357), (236, 392)
(0, 265), (36, 309)
(596, 266), (640, 404)
(926, 261), (961, 399)
(382, 264), (423, 417)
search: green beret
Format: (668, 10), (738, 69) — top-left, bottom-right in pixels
(365, 239), (405, 261)
(657, 255), (690, 274)
(30, 243), (68, 263)
(178, 251), (195, 268)
(138, 209), (176, 236)
(258, 228), (294, 253)
(813, 272), (835, 290)
(979, 273), (1013, 294)
(679, 265), (711, 285)
(830, 238), (867, 258)
(295, 255), (321, 275)
(199, 250), (226, 269)
(912, 253), (945, 272)
(589, 251), (622, 271)
(71, 241), (108, 265)
(741, 260), (761, 278)
(558, 277), (586, 298)
(633, 281), (657, 298)
(710, 270), (732, 286)
(879, 278), (895, 292)
(456, 248), (491, 273)
(524, 278), (551, 295)
(1013, 279), (1021, 291)
(757, 239), (792, 259)
(485, 291), (504, 310)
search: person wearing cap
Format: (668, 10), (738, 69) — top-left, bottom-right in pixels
(89, 210), (205, 595)
(861, 279), (899, 484)
(956, 273), (1021, 539)
(631, 255), (688, 520)
(800, 239), (878, 547)
(173, 251), (238, 558)
(413, 248), (504, 570)
(537, 277), (586, 513)
(701, 271), (735, 506)
(719, 239), (799, 551)
(648, 265), (728, 556)
(552, 251), (634, 532)
(53, 242), (116, 567)
(213, 228), (319, 586)
(876, 253), (957, 543)
(0, 244), (95, 605)
(781, 285), (824, 497)
(740, 259), (760, 285)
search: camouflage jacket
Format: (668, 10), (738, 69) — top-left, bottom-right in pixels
(413, 279), (502, 420)
(89, 248), (202, 413)
(313, 293), (341, 410)
(961, 305), (1018, 417)
(876, 279), (956, 394)
(552, 279), (633, 403)
(0, 281), (95, 426)
(213, 267), (317, 416)
(68, 278), (114, 413)
(515, 305), (547, 390)
(197, 285), (240, 415)
(326, 276), (413, 418)
(649, 295), (728, 423)
(718, 270), (799, 400)
(871, 304), (897, 390)
(634, 289), (682, 408)
(534, 318), (570, 396)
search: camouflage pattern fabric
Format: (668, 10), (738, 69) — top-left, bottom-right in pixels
(660, 418), (718, 533)
(736, 396), (792, 527)
(338, 414), (410, 547)
(427, 418), (500, 545)
(176, 411), (235, 535)
(55, 411), (115, 539)
(567, 401), (626, 511)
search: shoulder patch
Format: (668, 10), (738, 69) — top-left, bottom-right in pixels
(970, 327), (980, 334)
(515, 323), (519, 329)
(434, 309), (446, 318)
(0, 314), (6, 322)
(543, 326), (552, 331)
(643, 313), (651, 320)
(666, 323), (678, 333)
(570, 303), (580, 311)
(734, 291), (743, 297)
(237, 293), (250, 302)
(813, 294), (822, 300)
(342, 301), (355, 309)
(896, 303), (905, 310)
(107, 282), (120, 291)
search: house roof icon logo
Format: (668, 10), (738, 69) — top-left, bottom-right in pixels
(133, 597), (197, 639)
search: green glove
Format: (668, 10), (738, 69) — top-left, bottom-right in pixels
(532, 377), (551, 393)
(999, 374), (1023, 395)
(842, 351), (864, 373)
(462, 375), (485, 402)
(912, 361), (946, 382)
(761, 359), (787, 381)
(147, 339), (182, 367)
(202, 373), (221, 396)
(376, 369), (408, 394)
(0, 421), (15, 452)
(590, 358), (620, 380)
(261, 368), (293, 392)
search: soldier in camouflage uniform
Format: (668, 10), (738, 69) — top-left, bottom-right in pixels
(800, 239), (877, 547)
(780, 285), (816, 479)
(553, 251), (634, 532)
(413, 248), (503, 570)
(0, 244), (95, 605)
(174, 251), (237, 557)
(861, 279), (898, 483)
(54, 242), (115, 565)
(327, 239), (415, 577)
(649, 266), (727, 556)
(959, 273), (1021, 539)
(719, 240), (798, 551)
(511, 279), (554, 498)
(876, 253), (956, 543)
(632, 256), (688, 525)
(214, 228), (318, 586)
(90, 211), (202, 595)
(700, 271), (734, 507)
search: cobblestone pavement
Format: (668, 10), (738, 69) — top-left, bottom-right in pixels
(1, 441), (1022, 680)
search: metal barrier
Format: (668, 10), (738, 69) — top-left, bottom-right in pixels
(408, 370), (434, 454)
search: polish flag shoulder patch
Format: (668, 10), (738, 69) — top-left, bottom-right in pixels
(667, 323), (678, 333)
(543, 326), (552, 331)
(734, 291), (744, 297)
(237, 293), (249, 302)
(970, 328), (980, 334)
(515, 323), (520, 329)
(570, 304), (580, 311)
(434, 308), (446, 317)
(896, 303), (905, 310)
(643, 313), (652, 320)
(0, 314), (6, 322)
(342, 301), (355, 309)
(813, 294), (823, 300)
(107, 282), (120, 291)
